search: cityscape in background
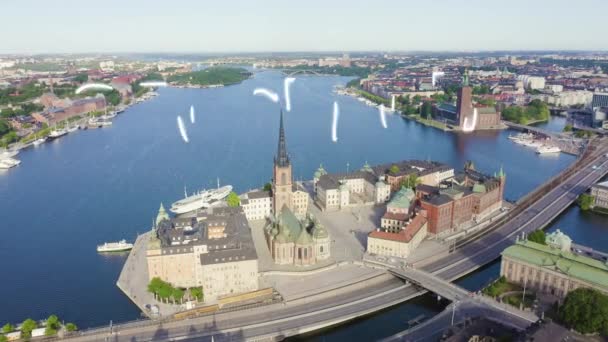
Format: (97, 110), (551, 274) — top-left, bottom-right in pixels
(1, 2), (608, 342)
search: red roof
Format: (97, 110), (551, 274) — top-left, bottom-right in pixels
(369, 214), (427, 243)
(382, 212), (408, 221)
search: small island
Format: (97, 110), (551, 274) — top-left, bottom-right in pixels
(167, 67), (251, 88)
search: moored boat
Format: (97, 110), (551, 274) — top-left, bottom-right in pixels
(97, 239), (133, 253)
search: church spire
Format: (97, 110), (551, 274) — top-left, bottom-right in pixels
(276, 109), (290, 167)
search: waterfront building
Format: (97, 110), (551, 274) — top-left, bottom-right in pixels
(591, 181), (608, 209)
(32, 94), (106, 125)
(419, 164), (505, 235)
(146, 205), (259, 302)
(367, 211), (428, 259)
(501, 230), (608, 298)
(264, 208), (330, 266)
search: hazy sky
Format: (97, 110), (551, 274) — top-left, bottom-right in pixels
(2, 0), (607, 53)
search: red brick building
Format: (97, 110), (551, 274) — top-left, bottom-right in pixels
(419, 165), (506, 235)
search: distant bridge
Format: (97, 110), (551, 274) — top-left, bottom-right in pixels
(281, 69), (325, 76)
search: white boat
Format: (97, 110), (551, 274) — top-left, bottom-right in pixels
(67, 125), (79, 133)
(171, 182), (233, 214)
(0, 158), (21, 169)
(33, 137), (47, 146)
(0, 150), (19, 160)
(48, 129), (67, 140)
(97, 239), (133, 253)
(536, 145), (561, 154)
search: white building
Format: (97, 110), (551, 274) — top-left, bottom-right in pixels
(367, 213), (428, 259)
(240, 190), (272, 221)
(518, 75), (546, 90)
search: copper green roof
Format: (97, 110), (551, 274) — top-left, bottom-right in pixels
(502, 240), (608, 290)
(313, 224), (329, 239)
(314, 164), (327, 179)
(277, 206), (302, 243)
(296, 227), (313, 245)
(389, 187), (415, 209)
(472, 183), (486, 193)
(156, 203), (170, 226)
(361, 161), (373, 173)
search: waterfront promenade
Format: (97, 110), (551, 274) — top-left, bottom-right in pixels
(55, 139), (608, 341)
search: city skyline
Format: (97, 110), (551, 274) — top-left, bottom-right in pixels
(2, 0), (607, 54)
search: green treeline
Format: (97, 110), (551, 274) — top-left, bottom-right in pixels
(168, 67), (250, 86)
(501, 99), (550, 124)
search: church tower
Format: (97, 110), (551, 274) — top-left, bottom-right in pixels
(273, 110), (293, 214)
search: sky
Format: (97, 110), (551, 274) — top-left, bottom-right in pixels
(1, 0), (607, 54)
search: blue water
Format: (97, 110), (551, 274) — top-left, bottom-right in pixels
(0, 70), (600, 338)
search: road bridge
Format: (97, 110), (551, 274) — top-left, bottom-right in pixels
(281, 69), (325, 76)
(502, 121), (567, 139)
(388, 267), (470, 302)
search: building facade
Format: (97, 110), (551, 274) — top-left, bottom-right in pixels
(146, 205), (259, 302)
(367, 212), (428, 259)
(501, 231), (608, 299)
(591, 181), (608, 209)
(240, 190), (272, 221)
(419, 164), (505, 235)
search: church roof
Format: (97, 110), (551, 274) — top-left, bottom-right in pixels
(277, 205), (302, 243)
(313, 224), (329, 239)
(388, 187), (415, 209)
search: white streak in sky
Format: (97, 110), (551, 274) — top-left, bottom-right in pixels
(379, 104), (388, 129)
(190, 105), (195, 124)
(253, 88), (279, 103)
(283, 77), (296, 111)
(75, 83), (114, 94)
(140, 81), (168, 87)
(462, 108), (478, 133)
(177, 116), (189, 143)
(332, 101), (339, 143)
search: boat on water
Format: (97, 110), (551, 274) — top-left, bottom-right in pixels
(171, 182), (233, 214)
(536, 145), (561, 154)
(0, 150), (19, 160)
(97, 239), (133, 253)
(67, 125), (79, 133)
(33, 137), (47, 146)
(0, 158), (21, 169)
(48, 129), (67, 140)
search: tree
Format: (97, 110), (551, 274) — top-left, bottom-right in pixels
(190, 287), (204, 302)
(527, 229), (546, 245)
(401, 173), (419, 189)
(0, 334), (7, 342)
(2, 323), (13, 334)
(20, 318), (37, 338)
(263, 183), (272, 192)
(73, 73), (88, 83)
(563, 124), (573, 132)
(172, 288), (185, 303)
(389, 165), (400, 175)
(559, 288), (608, 335)
(578, 194), (595, 211)
(420, 101), (433, 119)
(226, 191), (240, 207)
(65, 323), (78, 332)
(45, 314), (60, 335)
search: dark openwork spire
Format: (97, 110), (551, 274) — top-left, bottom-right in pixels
(276, 109), (290, 167)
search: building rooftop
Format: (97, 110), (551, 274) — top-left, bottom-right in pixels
(502, 240), (608, 290)
(594, 180), (608, 190)
(369, 214), (427, 243)
(154, 206), (258, 265)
